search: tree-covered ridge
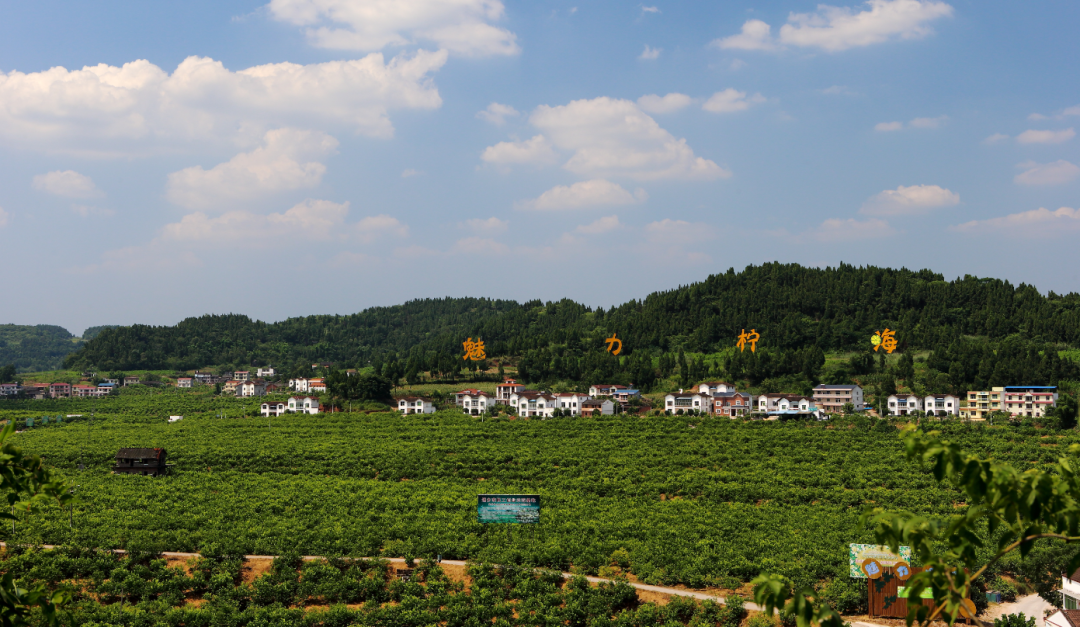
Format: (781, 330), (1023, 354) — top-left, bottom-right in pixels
(0, 324), (85, 372)
(63, 263), (1080, 379)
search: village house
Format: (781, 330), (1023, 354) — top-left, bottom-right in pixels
(308, 378), (327, 393)
(0, 383), (20, 396)
(1002, 385), (1058, 418)
(237, 380), (267, 397)
(123, 376), (140, 387)
(580, 398), (616, 416)
(289, 378), (309, 392)
(960, 387), (1003, 420)
(767, 396), (824, 420)
(396, 397), (437, 415)
(257, 367), (275, 377)
(455, 389), (494, 414)
(73, 384), (108, 398)
(288, 396), (320, 414)
(551, 392), (591, 415)
(611, 389), (641, 403)
(589, 384), (627, 397)
(713, 392), (753, 417)
(756, 393), (807, 413)
(887, 394), (923, 416)
(1049, 568), (1080, 623)
(234, 371), (250, 381)
(924, 394), (960, 416)
(222, 380), (241, 394)
(496, 379), (526, 401)
(664, 391), (711, 413)
(49, 382), (72, 398)
(812, 384), (864, 413)
(177, 377), (193, 388)
(261, 401), (288, 417)
(697, 381), (736, 395)
(265, 382), (284, 393)
(113, 448), (169, 476)
(22, 384), (48, 399)
(510, 391), (557, 417)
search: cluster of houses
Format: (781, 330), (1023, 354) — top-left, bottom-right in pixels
(0, 376), (138, 399)
(416, 380), (635, 418)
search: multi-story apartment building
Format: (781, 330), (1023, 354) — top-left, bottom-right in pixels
(812, 385), (864, 413)
(960, 387), (1003, 420)
(1002, 386), (1058, 418)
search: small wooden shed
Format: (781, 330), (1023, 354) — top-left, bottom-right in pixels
(113, 448), (169, 476)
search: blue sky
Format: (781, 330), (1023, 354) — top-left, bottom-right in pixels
(0, 0), (1077, 334)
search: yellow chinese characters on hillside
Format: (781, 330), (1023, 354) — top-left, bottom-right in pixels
(736, 329), (760, 353)
(605, 333), (622, 356)
(462, 338), (486, 361)
(871, 328), (897, 354)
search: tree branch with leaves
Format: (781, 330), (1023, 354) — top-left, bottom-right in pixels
(754, 424), (1080, 627)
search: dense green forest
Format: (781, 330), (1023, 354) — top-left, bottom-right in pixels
(0, 324), (89, 372)
(61, 263), (1080, 394)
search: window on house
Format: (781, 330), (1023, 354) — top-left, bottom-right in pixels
(1067, 596), (1079, 610)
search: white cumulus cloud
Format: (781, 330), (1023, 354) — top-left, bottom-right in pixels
(1014, 160), (1080, 186)
(481, 134), (559, 166)
(575, 215), (621, 234)
(875, 116), (946, 131)
(713, 19), (777, 51)
(161, 199), (407, 244)
(483, 98), (728, 180)
(702, 89), (766, 114)
(0, 52), (446, 153)
(983, 133), (1010, 144)
(1016, 128), (1075, 145)
(953, 207), (1080, 235)
(860, 184), (959, 215)
(520, 179), (647, 211)
(476, 102), (519, 125)
(32, 170), (103, 198)
(636, 93), (693, 114)
(267, 0), (519, 57)
(875, 121), (904, 131)
(714, 0), (953, 52)
(166, 128), (339, 210)
(639, 45), (662, 60)
(644, 219), (716, 243)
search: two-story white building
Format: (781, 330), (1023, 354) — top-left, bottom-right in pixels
(261, 401), (288, 417)
(177, 377), (193, 388)
(289, 378), (309, 392)
(456, 390), (494, 415)
(308, 378), (327, 393)
(238, 380), (266, 397)
(756, 393), (808, 414)
(551, 392), (591, 415)
(234, 371), (250, 381)
(496, 379), (526, 402)
(887, 394), (923, 416)
(257, 367), (275, 378)
(396, 397), (436, 414)
(510, 391), (556, 417)
(0, 383), (20, 396)
(924, 394), (960, 416)
(664, 392), (711, 413)
(288, 396), (320, 414)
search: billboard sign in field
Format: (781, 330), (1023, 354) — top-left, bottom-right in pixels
(849, 544), (912, 578)
(478, 495), (540, 524)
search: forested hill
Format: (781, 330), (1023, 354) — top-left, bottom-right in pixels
(0, 324), (86, 372)
(64, 263), (1080, 376)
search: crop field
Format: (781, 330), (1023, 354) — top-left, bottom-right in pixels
(1, 390), (1069, 601)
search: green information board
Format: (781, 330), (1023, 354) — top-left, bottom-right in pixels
(478, 495), (540, 524)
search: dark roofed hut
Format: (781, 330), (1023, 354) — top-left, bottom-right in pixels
(114, 448), (169, 476)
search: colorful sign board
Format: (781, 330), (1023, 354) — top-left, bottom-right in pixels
(477, 494), (540, 524)
(849, 544), (913, 578)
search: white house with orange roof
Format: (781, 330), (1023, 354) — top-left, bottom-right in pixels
(455, 389), (494, 415)
(551, 392), (591, 415)
(496, 379), (526, 401)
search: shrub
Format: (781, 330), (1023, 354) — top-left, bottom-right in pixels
(994, 614), (1035, 627)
